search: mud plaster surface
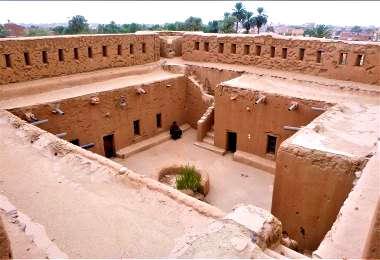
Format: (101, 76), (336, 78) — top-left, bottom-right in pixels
(115, 129), (274, 212)
(0, 115), (213, 258)
(0, 68), (181, 109)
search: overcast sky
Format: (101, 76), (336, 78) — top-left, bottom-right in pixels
(1, 1), (379, 27)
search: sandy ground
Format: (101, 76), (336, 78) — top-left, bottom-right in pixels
(222, 74), (380, 105)
(0, 67), (181, 109)
(114, 129), (274, 212)
(0, 116), (213, 258)
(166, 57), (380, 94)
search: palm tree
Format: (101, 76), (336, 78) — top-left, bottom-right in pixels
(242, 11), (255, 34)
(254, 7), (267, 34)
(232, 2), (247, 33)
(304, 24), (332, 38)
(67, 15), (89, 34)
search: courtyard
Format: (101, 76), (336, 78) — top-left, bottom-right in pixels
(114, 128), (274, 212)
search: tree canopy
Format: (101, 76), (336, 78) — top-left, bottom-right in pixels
(67, 15), (90, 34)
(0, 24), (8, 38)
(10, 3), (270, 37)
(304, 24), (332, 38)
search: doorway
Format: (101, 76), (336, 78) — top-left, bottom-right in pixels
(226, 131), (237, 153)
(103, 134), (116, 158)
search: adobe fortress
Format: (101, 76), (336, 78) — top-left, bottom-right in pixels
(0, 31), (379, 258)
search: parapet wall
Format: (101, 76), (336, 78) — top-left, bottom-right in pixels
(0, 33), (160, 84)
(182, 33), (380, 85)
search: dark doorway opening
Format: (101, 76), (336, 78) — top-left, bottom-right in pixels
(226, 131), (237, 153)
(266, 134), (277, 155)
(133, 120), (140, 136)
(103, 134), (116, 158)
(70, 139), (79, 146)
(156, 113), (162, 128)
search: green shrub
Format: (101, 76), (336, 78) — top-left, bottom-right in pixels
(176, 165), (201, 192)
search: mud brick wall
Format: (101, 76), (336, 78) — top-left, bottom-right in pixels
(182, 33), (380, 85)
(214, 85), (327, 160)
(9, 76), (187, 156)
(0, 33), (160, 84)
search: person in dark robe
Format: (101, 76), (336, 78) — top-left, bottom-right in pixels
(170, 121), (182, 140)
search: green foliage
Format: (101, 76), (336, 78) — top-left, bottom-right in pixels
(351, 25), (362, 34)
(176, 165), (201, 192)
(205, 20), (219, 33)
(52, 25), (66, 35)
(67, 15), (89, 34)
(0, 24), (8, 38)
(255, 7), (268, 34)
(26, 26), (50, 36)
(232, 2), (247, 32)
(304, 24), (332, 38)
(183, 16), (203, 31)
(219, 12), (236, 33)
(242, 11), (254, 33)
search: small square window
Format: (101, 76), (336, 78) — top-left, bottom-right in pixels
(117, 44), (122, 55)
(316, 50), (323, 63)
(218, 43), (224, 53)
(42, 51), (48, 64)
(255, 45), (262, 56)
(74, 48), (79, 60)
(231, 44), (237, 54)
(244, 45), (250, 55)
(204, 42), (209, 52)
(142, 43), (146, 53)
(282, 48), (287, 59)
(24, 52), (31, 65)
(355, 54), (364, 66)
(88, 47), (93, 58)
(270, 46), (275, 58)
(58, 49), (65, 61)
(102, 46), (108, 57)
(299, 48), (305, 61)
(194, 41), (200, 50)
(4, 54), (11, 68)
(339, 52), (348, 65)
(130, 44), (134, 54)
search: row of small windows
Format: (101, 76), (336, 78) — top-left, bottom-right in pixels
(133, 113), (162, 136)
(2, 43), (146, 68)
(194, 41), (366, 66)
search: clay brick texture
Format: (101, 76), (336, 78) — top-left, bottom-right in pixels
(0, 33), (160, 84)
(182, 33), (380, 85)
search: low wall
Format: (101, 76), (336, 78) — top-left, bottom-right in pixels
(182, 32), (380, 85)
(314, 145), (380, 259)
(196, 106), (214, 141)
(0, 33), (160, 84)
(185, 77), (213, 128)
(185, 64), (242, 95)
(271, 104), (380, 251)
(0, 215), (11, 259)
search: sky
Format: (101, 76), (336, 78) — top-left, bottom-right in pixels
(1, 1), (379, 27)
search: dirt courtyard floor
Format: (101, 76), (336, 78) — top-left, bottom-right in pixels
(115, 129), (274, 212)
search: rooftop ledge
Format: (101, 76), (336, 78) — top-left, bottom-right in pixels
(282, 103), (380, 158)
(182, 32), (380, 46)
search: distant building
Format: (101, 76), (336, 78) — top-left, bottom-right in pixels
(4, 23), (26, 37)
